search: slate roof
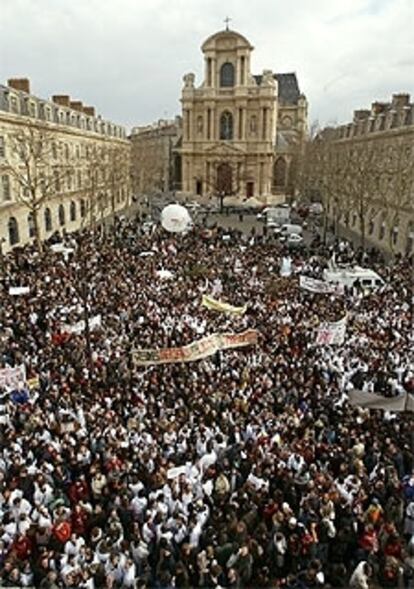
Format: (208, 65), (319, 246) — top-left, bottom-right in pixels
(253, 72), (302, 105)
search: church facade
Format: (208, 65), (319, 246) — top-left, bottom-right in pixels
(180, 28), (308, 202)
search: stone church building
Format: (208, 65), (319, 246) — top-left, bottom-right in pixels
(180, 27), (308, 202)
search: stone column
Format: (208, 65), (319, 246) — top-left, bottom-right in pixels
(188, 107), (193, 142)
(186, 157), (193, 193)
(212, 107), (216, 141)
(204, 108), (209, 141)
(212, 58), (217, 88)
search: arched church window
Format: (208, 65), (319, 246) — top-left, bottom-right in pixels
(44, 207), (52, 232)
(8, 217), (19, 245)
(273, 157), (287, 187)
(220, 62), (235, 87)
(220, 111), (233, 140)
(58, 204), (65, 226)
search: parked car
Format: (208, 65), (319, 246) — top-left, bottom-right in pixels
(280, 224), (303, 236)
(287, 233), (304, 246)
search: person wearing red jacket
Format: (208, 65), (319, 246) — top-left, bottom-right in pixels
(11, 534), (32, 560)
(68, 476), (90, 504)
(359, 524), (379, 554)
(71, 504), (89, 536)
(52, 519), (72, 545)
(383, 533), (403, 559)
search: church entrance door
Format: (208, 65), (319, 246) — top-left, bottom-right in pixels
(216, 163), (233, 195)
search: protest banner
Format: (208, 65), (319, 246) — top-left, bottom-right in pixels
(299, 276), (344, 295)
(0, 364), (27, 390)
(201, 295), (247, 315)
(133, 329), (259, 366)
(63, 314), (102, 335)
(316, 316), (347, 345)
(27, 376), (40, 390)
(167, 466), (187, 479)
(348, 389), (414, 412)
(9, 286), (30, 296)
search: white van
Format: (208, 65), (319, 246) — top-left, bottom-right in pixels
(258, 206), (291, 227)
(280, 224), (303, 236)
(323, 266), (385, 289)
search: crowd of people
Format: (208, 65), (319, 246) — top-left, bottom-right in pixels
(0, 211), (413, 589)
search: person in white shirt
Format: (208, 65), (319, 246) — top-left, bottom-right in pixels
(9, 496), (32, 521)
(64, 533), (86, 557)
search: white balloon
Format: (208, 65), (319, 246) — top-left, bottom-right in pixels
(160, 204), (192, 233)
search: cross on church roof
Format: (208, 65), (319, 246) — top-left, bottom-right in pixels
(224, 16), (231, 30)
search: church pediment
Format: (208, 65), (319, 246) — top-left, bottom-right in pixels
(203, 142), (245, 155)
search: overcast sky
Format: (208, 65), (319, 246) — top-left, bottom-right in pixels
(1, 0), (413, 131)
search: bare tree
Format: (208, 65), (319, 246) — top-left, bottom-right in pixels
(344, 142), (381, 251)
(82, 145), (106, 230)
(131, 135), (165, 196)
(106, 145), (130, 217)
(6, 125), (72, 251)
(377, 139), (414, 253)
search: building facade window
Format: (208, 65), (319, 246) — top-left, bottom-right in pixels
(1, 175), (11, 201)
(10, 96), (19, 113)
(58, 204), (65, 226)
(368, 220), (374, 235)
(220, 111), (233, 140)
(220, 62), (235, 87)
(8, 217), (19, 245)
(44, 208), (52, 232)
(392, 220), (399, 246)
(80, 199), (86, 218)
(70, 201), (76, 222)
(379, 218), (386, 240)
(67, 171), (72, 191)
(406, 221), (414, 253)
(0, 136), (5, 158)
(54, 170), (61, 192)
(27, 213), (35, 238)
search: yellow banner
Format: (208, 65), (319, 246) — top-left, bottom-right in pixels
(133, 329), (258, 366)
(201, 295), (247, 315)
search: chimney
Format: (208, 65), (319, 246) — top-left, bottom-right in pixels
(353, 109), (370, 122)
(52, 95), (71, 107)
(70, 100), (83, 112)
(8, 78), (31, 94)
(392, 93), (410, 109)
(83, 106), (95, 117)
(371, 101), (388, 116)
